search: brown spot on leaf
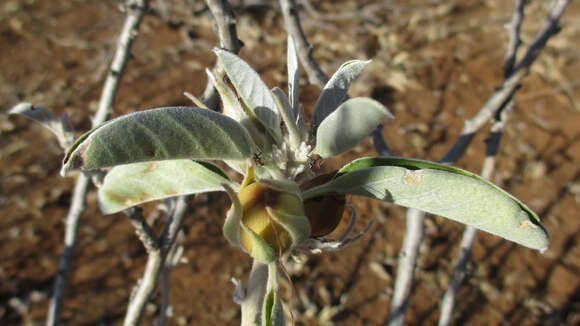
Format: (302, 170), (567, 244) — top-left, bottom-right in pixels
(143, 162), (158, 173)
(105, 190), (152, 208)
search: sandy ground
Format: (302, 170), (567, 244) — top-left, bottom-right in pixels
(1, 0), (579, 325)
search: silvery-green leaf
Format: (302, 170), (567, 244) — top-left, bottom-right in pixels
(183, 91), (209, 109)
(272, 87), (301, 148)
(98, 160), (236, 214)
(214, 49), (282, 142)
(262, 289), (285, 326)
(287, 36), (300, 114)
(61, 106), (255, 175)
(9, 102), (75, 149)
(304, 157), (549, 251)
(296, 103), (308, 142)
(206, 68), (246, 122)
(206, 68), (268, 148)
(312, 98), (393, 158)
(224, 184), (243, 247)
(224, 159), (247, 175)
(266, 207), (310, 248)
(311, 60), (371, 133)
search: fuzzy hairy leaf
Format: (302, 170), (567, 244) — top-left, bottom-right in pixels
(9, 102), (74, 149)
(98, 160), (235, 214)
(287, 36), (300, 114)
(61, 106), (255, 174)
(312, 98), (393, 158)
(262, 289), (284, 326)
(311, 60), (371, 133)
(305, 157), (549, 251)
(215, 49), (282, 141)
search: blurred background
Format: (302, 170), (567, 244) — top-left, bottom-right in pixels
(1, 0), (579, 325)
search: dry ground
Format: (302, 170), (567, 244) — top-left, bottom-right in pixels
(1, 0), (579, 325)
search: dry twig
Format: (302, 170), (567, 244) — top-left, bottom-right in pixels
(437, 103), (514, 326)
(201, 0), (243, 110)
(388, 1), (570, 325)
(46, 1), (150, 325)
(124, 196), (189, 326)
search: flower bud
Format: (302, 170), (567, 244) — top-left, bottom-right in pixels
(237, 181), (306, 256)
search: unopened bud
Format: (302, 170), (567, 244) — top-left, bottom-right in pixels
(238, 181), (305, 255)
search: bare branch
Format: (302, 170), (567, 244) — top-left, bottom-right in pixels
(202, 0), (243, 110)
(371, 125), (394, 157)
(157, 232), (183, 326)
(93, 0), (151, 127)
(438, 103), (514, 326)
(206, 0), (242, 53)
(441, 0), (570, 164)
(46, 174), (91, 326)
(46, 1), (150, 325)
(387, 208), (425, 326)
(503, 0), (526, 77)
(513, 0), (570, 74)
(123, 196), (190, 325)
(280, 0), (328, 88)
(389, 1), (570, 324)
(125, 207), (160, 253)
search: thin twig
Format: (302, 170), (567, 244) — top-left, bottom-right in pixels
(438, 103), (514, 326)
(157, 232), (183, 326)
(125, 207), (160, 253)
(202, 0), (243, 110)
(46, 174), (91, 326)
(371, 125), (394, 157)
(124, 196), (190, 326)
(387, 1), (570, 325)
(503, 0), (525, 78)
(512, 0), (570, 74)
(206, 0), (242, 53)
(386, 208), (424, 326)
(93, 0), (151, 127)
(46, 1), (150, 325)
(441, 0), (570, 165)
(280, 0), (329, 88)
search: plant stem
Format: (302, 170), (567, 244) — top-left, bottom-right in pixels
(242, 260), (269, 326)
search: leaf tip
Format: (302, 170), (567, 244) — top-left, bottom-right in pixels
(9, 102), (33, 115)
